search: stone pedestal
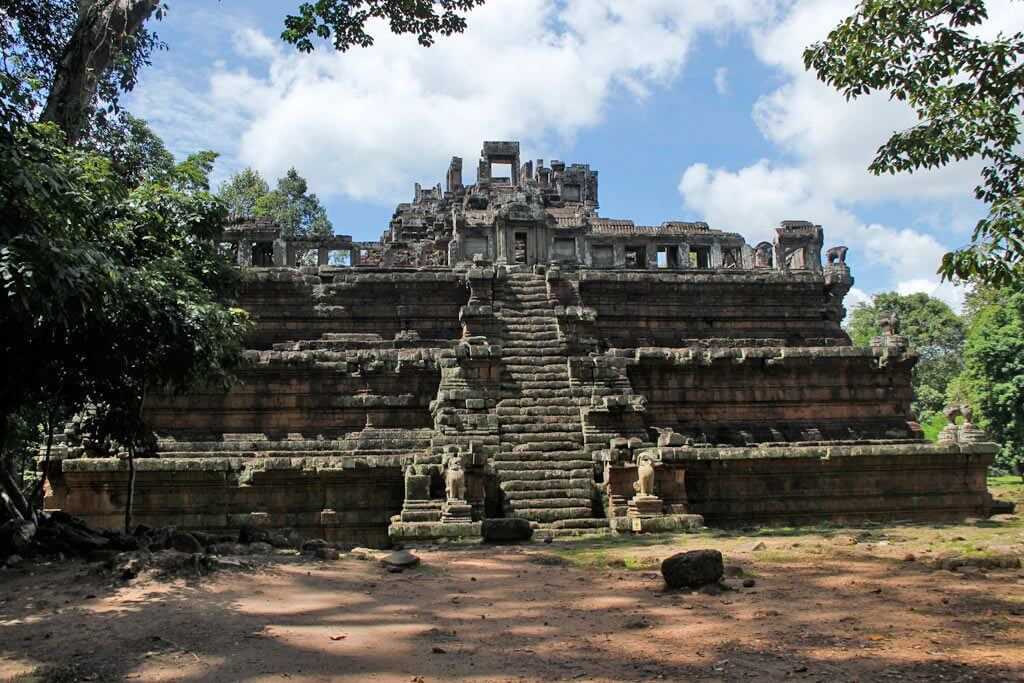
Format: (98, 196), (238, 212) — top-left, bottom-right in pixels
(627, 493), (663, 519)
(400, 499), (443, 523)
(609, 493), (704, 533)
(441, 498), (473, 523)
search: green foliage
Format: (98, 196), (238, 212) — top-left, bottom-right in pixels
(219, 167), (334, 238)
(847, 291), (965, 419)
(1, 0), (166, 136)
(959, 289), (1024, 468)
(1, 119), (249, 458)
(218, 167), (270, 216)
(805, 1), (1024, 287)
(919, 411), (947, 443)
(255, 168), (333, 237)
(282, 0), (484, 53)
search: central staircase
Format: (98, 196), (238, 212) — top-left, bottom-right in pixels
(493, 272), (597, 527)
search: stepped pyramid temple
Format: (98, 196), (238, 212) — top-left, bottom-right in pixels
(46, 141), (997, 545)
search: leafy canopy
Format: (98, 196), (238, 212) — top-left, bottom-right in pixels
(960, 288), (1024, 467)
(805, 0), (1024, 287)
(283, 0), (485, 53)
(0, 117), (248, 450)
(218, 167), (334, 238)
(847, 291), (965, 420)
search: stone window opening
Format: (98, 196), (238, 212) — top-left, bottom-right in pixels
(513, 232), (528, 264)
(293, 248), (317, 267)
(490, 163), (513, 183)
(625, 246), (646, 269)
(328, 249), (352, 266)
(784, 246), (806, 270)
(592, 244), (614, 267)
(252, 241), (274, 266)
(691, 246), (711, 268)
(562, 183), (582, 202)
(722, 248), (740, 269)
(553, 238), (576, 262)
(657, 246), (680, 269)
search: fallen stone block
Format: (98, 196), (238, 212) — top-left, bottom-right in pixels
(661, 549), (724, 589)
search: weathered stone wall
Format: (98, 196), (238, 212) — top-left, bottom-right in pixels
(626, 347), (919, 443)
(241, 269), (467, 350)
(47, 457), (405, 547)
(143, 355), (442, 439)
(577, 271), (850, 347)
(603, 443), (994, 526)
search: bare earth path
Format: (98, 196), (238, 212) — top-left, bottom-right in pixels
(2, 480), (1022, 682)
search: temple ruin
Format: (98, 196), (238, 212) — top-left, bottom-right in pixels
(45, 141), (997, 545)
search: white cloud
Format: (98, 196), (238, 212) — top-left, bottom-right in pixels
(676, 0), (1024, 308)
(714, 66), (729, 95)
(134, 0), (773, 204)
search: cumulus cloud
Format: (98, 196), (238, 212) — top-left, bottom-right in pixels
(135, 0), (772, 203)
(675, 0), (1024, 307)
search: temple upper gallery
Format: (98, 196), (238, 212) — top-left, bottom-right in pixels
(45, 141), (996, 545)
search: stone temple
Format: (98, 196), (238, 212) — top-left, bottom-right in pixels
(45, 141), (996, 545)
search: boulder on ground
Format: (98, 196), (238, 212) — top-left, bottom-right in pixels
(661, 549), (724, 589)
(273, 527), (303, 548)
(238, 522), (271, 545)
(380, 550), (421, 568)
(0, 519), (35, 556)
(481, 518), (533, 543)
(314, 547), (340, 560)
(300, 539), (330, 554)
(167, 531), (203, 554)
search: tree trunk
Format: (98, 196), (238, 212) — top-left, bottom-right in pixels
(31, 416), (56, 514)
(123, 443), (136, 535)
(40, 0), (160, 145)
(0, 465), (32, 523)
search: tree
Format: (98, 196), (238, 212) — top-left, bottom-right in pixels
(1, 0), (483, 529)
(8, 0), (482, 145)
(1, 119), (249, 526)
(1, 0), (166, 144)
(218, 167), (270, 216)
(847, 292), (966, 422)
(282, 0), (485, 53)
(255, 168), (334, 237)
(219, 167), (334, 237)
(805, 1), (1024, 287)
(957, 288), (1024, 470)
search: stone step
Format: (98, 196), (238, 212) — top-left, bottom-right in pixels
(492, 454), (589, 466)
(501, 340), (565, 348)
(493, 460), (594, 471)
(493, 468), (592, 482)
(498, 399), (585, 409)
(502, 349), (565, 357)
(517, 391), (576, 400)
(502, 372), (569, 381)
(503, 489), (593, 505)
(508, 506), (594, 523)
(551, 518), (611, 530)
(500, 424), (580, 435)
(497, 438), (581, 448)
(497, 411), (583, 419)
(500, 496), (592, 509)
(500, 480), (592, 493)
(504, 330), (559, 339)
(498, 414), (579, 424)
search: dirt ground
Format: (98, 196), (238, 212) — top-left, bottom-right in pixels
(2, 478), (1022, 683)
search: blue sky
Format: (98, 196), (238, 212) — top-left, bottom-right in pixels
(125, 0), (1024, 309)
